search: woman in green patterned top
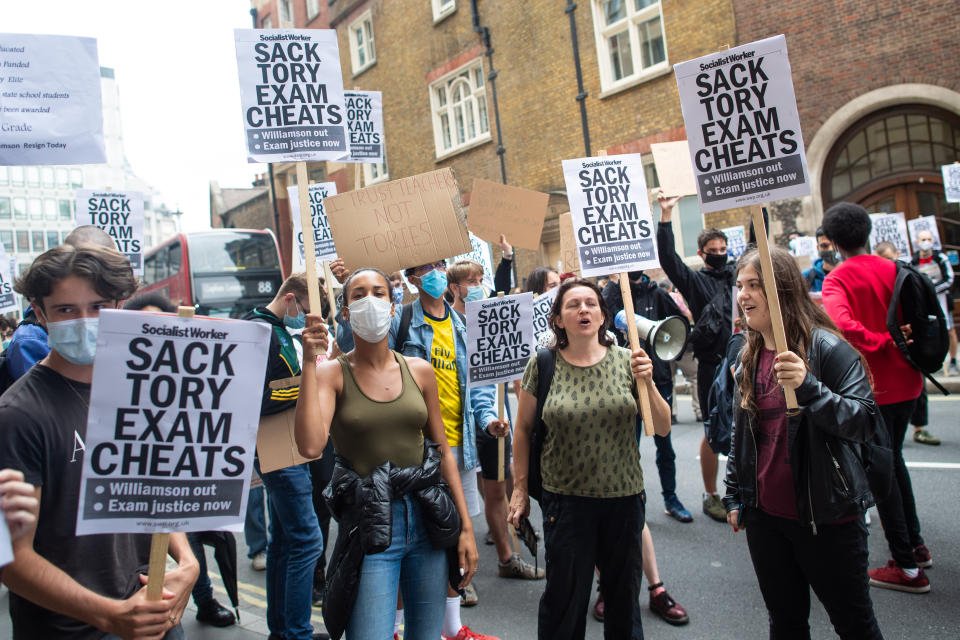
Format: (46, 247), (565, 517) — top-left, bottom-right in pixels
(508, 278), (671, 640)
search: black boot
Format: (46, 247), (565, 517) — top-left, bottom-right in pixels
(312, 564), (326, 607)
(196, 598), (236, 627)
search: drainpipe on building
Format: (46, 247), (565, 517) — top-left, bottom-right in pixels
(565, 0), (591, 156)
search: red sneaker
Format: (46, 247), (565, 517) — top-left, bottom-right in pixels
(914, 544), (932, 568)
(442, 626), (500, 640)
(869, 565), (930, 593)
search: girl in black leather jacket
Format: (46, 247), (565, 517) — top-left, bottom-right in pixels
(724, 248), (884, 640)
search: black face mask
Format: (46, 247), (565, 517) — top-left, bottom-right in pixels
(819, 250), (839, 267)
(703, 253), (728, 270)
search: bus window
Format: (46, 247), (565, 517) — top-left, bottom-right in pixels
(188, 233), (280, 273)
(168, 242), (181, 275)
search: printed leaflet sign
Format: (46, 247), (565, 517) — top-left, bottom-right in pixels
(341, 90), (384, 162)
(75, 190), (145, 275)
(288, 182), (339, 267)
(450, 232), (495, 290)
(868, 212), (911, 259)
(466, 292), (534, 388)
(0, 246), (17, 314)
(907, 215), (942, 252)
(942, 164), (960, 203)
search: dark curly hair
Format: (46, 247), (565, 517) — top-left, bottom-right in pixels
(548, 278), (615, 350)
(821, 202), (871, 253)
(16, 244), (137, 310)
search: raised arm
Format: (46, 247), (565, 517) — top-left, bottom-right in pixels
(494, 234), (513, 294)
(655, 194), (700, 304)
(295, 314), (337, 459)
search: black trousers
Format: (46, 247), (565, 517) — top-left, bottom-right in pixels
(696, 356), (720, 424)
(538, 490), (645, 640)
(745, 508), (883, 640)
(877, 399), (924, 568)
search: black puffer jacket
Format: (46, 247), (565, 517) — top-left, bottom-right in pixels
(322, 440), (461, 639)
(723, 329), (882, 533)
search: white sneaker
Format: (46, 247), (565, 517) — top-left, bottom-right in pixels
(864, 509), (872, 526)
(252, 551), (267, 571)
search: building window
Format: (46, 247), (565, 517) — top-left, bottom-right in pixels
(349, 10), (376, 75)
(9, 167), (24, 186)
(0, 167), (7, 185)
(26, 167), (40, 187)
(261, 15), (273, 28)
(28, 199), (42, 220)
(42, 168), (55, 187)
(44, 198), (58, 221)
(364, 160), (389, 186)
(31, 231), (44, 253)
(59, 199), (73, 220)
(432, 0), (456, 22)
(13, 198), (26, 220)
(278, 0), (293, 25)
(46, 231), (59, 249)
(0, 197), (10, 220)
(16, 231), (29, 253)
(70, 169), (83, 188)
(591, 0), (667, 92)
(56, 168), (69, 187)
(430, 59), (490, 157)
(306, 0), (321, 21)
(0, 230), (12, 254)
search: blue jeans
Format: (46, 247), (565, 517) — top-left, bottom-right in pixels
(636, 381), (677, 501)
(187, 532), (213, 604)
(104, 626), (184, 640)
(346, 496), (447, 640)
(256, 460), (324, 640)
(245, 484), (269, 558)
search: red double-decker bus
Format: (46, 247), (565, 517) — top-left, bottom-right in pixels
(141, 229), (286, 318)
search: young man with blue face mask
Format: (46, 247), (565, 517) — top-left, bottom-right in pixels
(0, 244), (200, 639)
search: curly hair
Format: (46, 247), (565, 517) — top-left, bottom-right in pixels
(548, 278), (615, 350)
(821, 202), (871, 253)
(16, 244), (137, 309)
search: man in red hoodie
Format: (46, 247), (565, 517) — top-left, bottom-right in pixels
(821, 202), (931, 594)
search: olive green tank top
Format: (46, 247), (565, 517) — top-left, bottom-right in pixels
(330, 351), (427, 477)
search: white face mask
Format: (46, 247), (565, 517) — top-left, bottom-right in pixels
(46, 317), (99, 365)
(917, 240), (934, 252)
(348, 295), (393, 343)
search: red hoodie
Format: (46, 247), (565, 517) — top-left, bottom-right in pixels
(821, 254), (923, 405)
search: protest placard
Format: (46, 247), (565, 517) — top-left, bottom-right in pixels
(789, 235), (818, 261)
(76, 309), (270, 535)
(722, 225), (747, 258)
(324, 167), (471, 273)
(907, 215), (942, 252)
(869, 212), (911, 259)
(561, 153), (658, 278)
(531, 286), (559, 348)
(650, 141), (698, 198)
(451, 232), (495, 289)
(340, 90), (384, 163)
(558, 212), (581, 275)
(466, 292), (534, 388)
(0, 515), (11, 569)
(75, 190), (145, 275)
(674, 35), (810, 213)
(0, 34), (105, 166)
(0, 246), (17, 315)
(467, 179), (549, 251)
(288, 181), (338, 268)
(942, 164), (960, 203)
(234, 29), (348, 163)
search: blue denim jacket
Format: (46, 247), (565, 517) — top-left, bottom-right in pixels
(336, 298), (497, 471)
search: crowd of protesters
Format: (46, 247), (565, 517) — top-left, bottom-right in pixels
(0, 193), (956, 640)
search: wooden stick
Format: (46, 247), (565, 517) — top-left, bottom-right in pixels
(295, 161), (323, 316)
(322, 260), (338, 331)
(147, 304), (195, 600)
(750, 206), (798, 409)
(619, 276), (656, 435)
(497, 384), (506, 483)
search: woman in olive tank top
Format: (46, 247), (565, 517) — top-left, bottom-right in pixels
(295, 268), (479, 640)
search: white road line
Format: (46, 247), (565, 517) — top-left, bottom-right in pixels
(905, 461), (960, 469)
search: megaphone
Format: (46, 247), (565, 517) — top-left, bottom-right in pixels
(614, 310), (689, 362)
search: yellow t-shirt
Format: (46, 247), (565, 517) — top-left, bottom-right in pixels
(423, 310), (463, 446)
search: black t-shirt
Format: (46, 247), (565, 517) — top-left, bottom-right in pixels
(0, 364), (151, 640)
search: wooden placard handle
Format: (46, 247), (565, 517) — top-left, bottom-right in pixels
(295, 162), (323, 318)
(619, 275), (656, 435)
(750, 206), (798, 409)
(497, 384), (506, 483)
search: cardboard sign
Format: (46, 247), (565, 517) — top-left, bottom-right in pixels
(674, 35), (810, 213)
(561, 153), (658, 278)
(0, 34), (105, 166)
(558, 212), (581, 275)
(324, 168), (471, 273)
(722, 225), (747, 258)
(256, 405), (320, 473)
(467, 179), (549, 251)
(907, 215), (942, 252)
(234, 29), (348, 163)
(869, 212), (911, 259)
(531, 287), (559, 348)
(942, 164), (960, 203)
(76, 310), (270, 535)
(650, 141), (698, 197)
(288, 181), (339, 268)
(450, 232), (495, 290)
(466, 292), (534, 388)
(340, 90), (384, 163)
(75, 190), (145, 275)
(0, 246), (17, 314)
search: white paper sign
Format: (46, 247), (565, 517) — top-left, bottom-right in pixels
(76, 310), (271, 535)
(75, 190), (145, 275)
(234, 29), (348, 163)
(0, 515), (11, 569)
(0, 34), (106, 166)
(561, 154), (658, 278)
(907, 215), (942, 252)
(451, 232), (495, 290)
(288, 182), (339, 267)
(531, 287), (559, 349)
(0, 246), (17, 314)
(466, 292), (534, 387)
(722, 225), (747, 259)
(674, 35), (810, 213)
(942, 164), (960, 203)
(869, 212), (911, 260)
(341, 90), (384, 163)
(789, 236), (818, 261)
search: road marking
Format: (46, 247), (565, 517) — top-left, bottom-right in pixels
(208, 572), (326, 625)
(209, 570), (266, 596)
(928, 395), (960, 402)
(905, 461), (960, 469)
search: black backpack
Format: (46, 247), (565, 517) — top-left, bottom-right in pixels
(528, 348), (556, 503)
(703, 338), (741, 456)
(689, 288), (732, 363)
(887, 261), (950, 395)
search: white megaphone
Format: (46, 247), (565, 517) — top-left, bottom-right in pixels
(614, 310), (689, 362)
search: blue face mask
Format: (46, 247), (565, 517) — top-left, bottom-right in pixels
(284, 300), (306, 330)
(47, 317), (99, 365)
(2, 338), (11, 350)
(419, 269), (448, 299)
(392, 286), (404, 306)
(463, 285), (485, 303)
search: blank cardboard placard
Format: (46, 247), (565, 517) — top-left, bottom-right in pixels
(467, 179), (549, 251)
(650, 141), (698, 198)
(558, 212), (581, 275)
(257, 405), (320, 473)
(325, 168), (471, 273)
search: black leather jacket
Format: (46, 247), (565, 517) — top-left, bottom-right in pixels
(321, 440), (461, 639)
(723, 329), (882, 533)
